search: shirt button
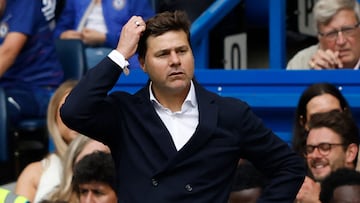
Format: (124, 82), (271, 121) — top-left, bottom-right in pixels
(152, 178), (159, 187)
(185, 184), (193, 192)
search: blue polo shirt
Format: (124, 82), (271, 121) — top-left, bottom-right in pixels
(0, 0), (63, 88)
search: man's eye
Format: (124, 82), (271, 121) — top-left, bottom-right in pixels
(157, 52), (169, 57)
(93, 190), (104, 196)
(326, 31), (338, 37)
(79, 189), (89, 195)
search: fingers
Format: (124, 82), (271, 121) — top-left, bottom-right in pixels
(295, 177), (320, 203)
(116, 16), (145, 59)
(309, 49), (343, 69)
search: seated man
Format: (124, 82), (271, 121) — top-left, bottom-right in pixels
(0, 0), (63, 126)
(320, 168), (360, 203)
(72, 151), (117, 203)
(287, 0), (360, 69)
(296, 110), (359, 202)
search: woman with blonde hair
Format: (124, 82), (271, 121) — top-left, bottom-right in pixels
(15, 80), (80, 203)
(44, 135), (110, 203)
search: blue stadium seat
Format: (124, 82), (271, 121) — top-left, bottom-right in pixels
(0, 88), (7, 162)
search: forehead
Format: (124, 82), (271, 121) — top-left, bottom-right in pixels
(307, 127), (341, 144)
(79, 182), (111, 190)
(146, 30), (189, 51)
(319, 9), (358, 31)
(306, 94), (341, 116)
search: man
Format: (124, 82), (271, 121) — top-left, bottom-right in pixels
(287, 0), (360, 69)
(0, 0), (63, 125)
(296, 110), (359, 202)
(61, 11), (305, 202)
(320, 168), (360, 203)
(72, 151), (117, 203)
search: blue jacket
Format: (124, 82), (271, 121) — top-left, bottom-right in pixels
(61, 57), (306, 203)
(54, 0), (155, 48)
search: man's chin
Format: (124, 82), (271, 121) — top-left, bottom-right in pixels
(310, 169), (329, 182)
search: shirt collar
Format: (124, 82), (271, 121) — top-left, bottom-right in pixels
(149, 81), (197, 110)
(354, 58), (360, 70)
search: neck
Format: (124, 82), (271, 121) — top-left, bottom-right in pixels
(152, 87), (190, 112)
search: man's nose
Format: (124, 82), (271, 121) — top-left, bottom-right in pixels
(336, 31), (346, 44)
(83, 193), (95, 203)
(169, 51), (180, 66)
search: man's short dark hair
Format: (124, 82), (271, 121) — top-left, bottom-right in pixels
(308, 110), (359, 147)
(72, 151), (116, 192)
(137, 10), (191, 60)
(320, 168), (360, 203)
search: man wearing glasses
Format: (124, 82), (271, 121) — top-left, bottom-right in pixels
(295, 110), (359, 203)
(287, 0), (360, 70)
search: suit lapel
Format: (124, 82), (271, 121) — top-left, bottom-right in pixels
(154, 82), (219, 174)
(135, 87), (178, 159)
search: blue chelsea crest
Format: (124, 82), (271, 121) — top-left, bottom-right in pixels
(0, 22), (8, 38)
(113, 0), (126, 10)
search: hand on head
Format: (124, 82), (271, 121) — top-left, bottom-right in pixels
(116, 16), (146, 59)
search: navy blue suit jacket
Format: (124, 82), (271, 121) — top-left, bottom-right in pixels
(61, 57), (305, 203)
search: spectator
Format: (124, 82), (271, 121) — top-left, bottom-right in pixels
(292, 82), (352, 157)
(0, 0), (63, 128)
(44, 135), (110, 203)
(228, 160), (267, 203)
(72, 151), (117, 203)
(320, 168), (360, 203)
(61, 10), (305, 202)
(287, 0), (360, 69)
(295, 110), (359, 203)
(15, 80), (79, 203)
(54, 0), (154, 69)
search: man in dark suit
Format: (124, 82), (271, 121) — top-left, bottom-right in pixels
(61, 10), (305, 202)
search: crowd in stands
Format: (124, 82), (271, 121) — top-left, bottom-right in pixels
(2, 0), (360, 203)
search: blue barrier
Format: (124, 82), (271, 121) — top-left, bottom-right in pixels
(113, 69), (360, 144)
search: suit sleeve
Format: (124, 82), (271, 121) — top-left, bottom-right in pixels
(234, 101), (305, 202)
(60, 57), (124, 144)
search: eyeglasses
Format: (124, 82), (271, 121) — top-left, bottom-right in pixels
(304, 142), (344, 156)
(318, 22), (360, 41)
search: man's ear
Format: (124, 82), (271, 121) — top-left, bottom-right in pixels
(138, 57), (146, 72)
(345, 143), (358, 165)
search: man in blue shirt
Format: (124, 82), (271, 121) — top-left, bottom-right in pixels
(0, 0), (63, 125)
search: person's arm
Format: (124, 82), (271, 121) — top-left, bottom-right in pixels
(15, 161), (43, 202)
(0, 32), (27, 77)
(60, 16), (145, 141)
(81, 29), (106, 46)
(235, 101), (305, 202)
(53, 0), (78, 39)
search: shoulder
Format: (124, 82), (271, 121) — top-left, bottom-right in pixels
(15, 161), (44, 201)
(16, 161), (43, 185)
(287, 44), (319, 70)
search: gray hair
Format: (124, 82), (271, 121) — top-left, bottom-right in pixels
(313, 0), (360, 31)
